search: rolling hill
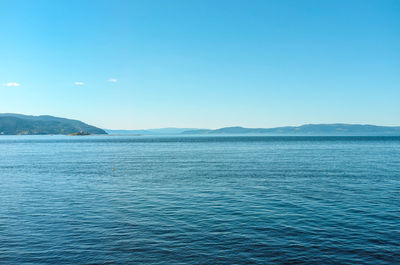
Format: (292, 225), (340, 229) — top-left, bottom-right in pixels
(0, 114), (107, 135)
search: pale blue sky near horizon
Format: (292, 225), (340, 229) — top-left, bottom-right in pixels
(1, 0), (399, 129)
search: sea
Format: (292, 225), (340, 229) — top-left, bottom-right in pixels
(0, 135), (399, 264)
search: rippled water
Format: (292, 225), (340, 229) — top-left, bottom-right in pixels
(1, 135), (399, 264)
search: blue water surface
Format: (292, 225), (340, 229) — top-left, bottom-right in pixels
(0, 135), (399, 264)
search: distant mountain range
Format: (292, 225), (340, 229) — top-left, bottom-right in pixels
(1, 114), (399, 136)
(0, 114), (106, 135)
(182, 124), (400, 136)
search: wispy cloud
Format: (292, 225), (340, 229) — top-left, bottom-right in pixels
(108, 78), (117, 83)
(3, 82), (20, 87)
(74, 82), (85, 86)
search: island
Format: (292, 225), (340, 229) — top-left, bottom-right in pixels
(68, 131), (91, 136)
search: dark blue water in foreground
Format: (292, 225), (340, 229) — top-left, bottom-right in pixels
(1, 135), (399, 264)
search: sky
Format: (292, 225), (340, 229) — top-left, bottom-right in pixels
(1, 0), (399, 129)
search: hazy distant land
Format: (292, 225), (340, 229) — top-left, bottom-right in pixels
(181, 124), (400, 136)
(105, 128), (199, 135)
(107, 124), (400, 136)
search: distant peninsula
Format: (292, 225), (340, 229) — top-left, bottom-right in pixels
(182, 124), (400, 136)
(0, 114), (107, 135)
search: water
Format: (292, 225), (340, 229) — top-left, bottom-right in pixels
(0, 135), (399, 264)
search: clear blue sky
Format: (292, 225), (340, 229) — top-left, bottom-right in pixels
(1, 0), (399, 129)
